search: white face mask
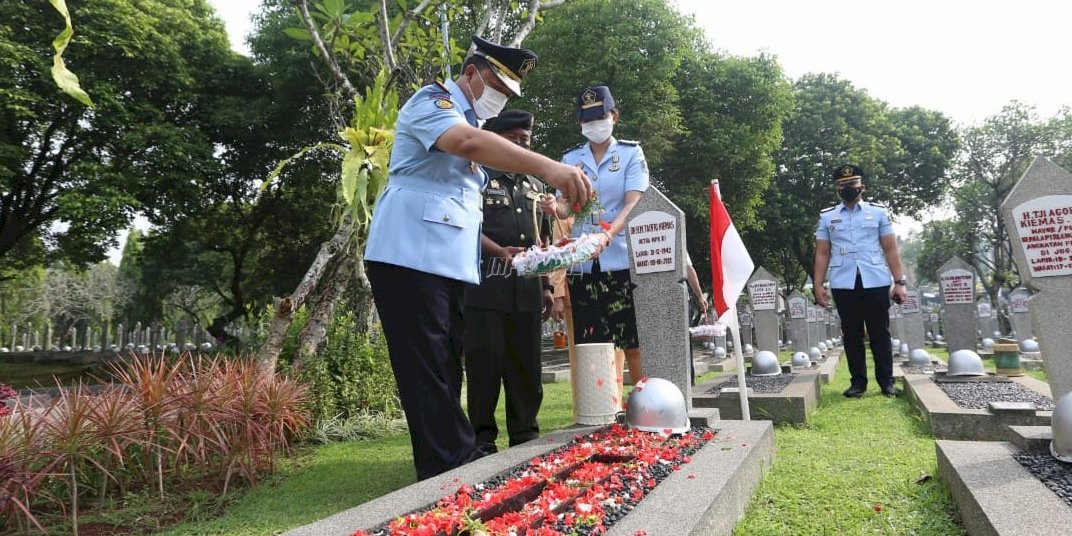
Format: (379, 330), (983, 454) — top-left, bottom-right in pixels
(472, 71), (509, 120)
(581, 117), (614, 144)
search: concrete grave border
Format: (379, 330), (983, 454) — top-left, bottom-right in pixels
(692, 369), (822, 424)
(902, 372), (1052, 441)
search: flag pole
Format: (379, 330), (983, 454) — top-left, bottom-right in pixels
(725, 307), (750, 421)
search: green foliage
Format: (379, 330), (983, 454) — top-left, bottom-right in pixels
(295, 312), (401, 423)
(0, 0), (239, 266)
(518, 0), (699, 163)
(948, 102), (1072, 296)
(752, 73), (960, 285)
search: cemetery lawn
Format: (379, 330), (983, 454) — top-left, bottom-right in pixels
(734, 350), (965, 535)
(161, 351), (1042, 535)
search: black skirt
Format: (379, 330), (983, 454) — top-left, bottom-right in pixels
(567, 266), (640, 350)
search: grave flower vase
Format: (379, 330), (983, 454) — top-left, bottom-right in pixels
(574, 343), (620, 425)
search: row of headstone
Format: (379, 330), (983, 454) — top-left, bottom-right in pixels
(0, 319), (221, 353)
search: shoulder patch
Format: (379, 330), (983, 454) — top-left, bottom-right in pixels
(820, 206), (837, 213)
(562, 143), (584, 154)
(618, 139), (640, 146)
(434, 99), (454, 110)
(428, 92), (451, 101)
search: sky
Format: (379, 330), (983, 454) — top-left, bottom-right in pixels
(112, 0), (1071, 262)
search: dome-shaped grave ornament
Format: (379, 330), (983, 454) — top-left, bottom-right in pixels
(891, 339), (901, 352)
(743, 343), (754, 354)
(808, 347), (822, 360)
(713, 346), (727, 359)
(751, 350), (781, 376)
(981, 338), (995, 350)
(909, 349), (932, 366)
(1050, 392), (1072, 463)
(900, 342), (910, 356)
(947, 349), (986, 376)
(1020, 339), (1040, 353)
(625, 377), (691, 434)
(817, 342), (828, 352)
(791, 351), (811, 368)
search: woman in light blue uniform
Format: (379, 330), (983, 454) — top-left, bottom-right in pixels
(543, 85), (650, 383)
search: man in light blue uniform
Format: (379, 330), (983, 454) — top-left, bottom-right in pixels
(813, 164), (908, 398)
(543, 85), (650, 382)
(365, 36), (591, 480)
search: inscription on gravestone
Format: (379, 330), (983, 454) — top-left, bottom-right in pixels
(787, 292), (808, 353)
(747, 268), (780, 354)
(938, 258), (977, 353)
(1001, 157), (1072, 400)
(900, 287), (926, 351)
(1008, 287), (1034, 340)
(626, 186), (691, 406)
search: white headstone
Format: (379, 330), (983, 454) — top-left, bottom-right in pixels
(626, 186), (691, 406)
(938, 258), (977, 353)
(1000, 157), (1072, 400)
(747, 268), (780, 354)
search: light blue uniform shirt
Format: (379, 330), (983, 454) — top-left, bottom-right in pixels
(815, 200), (895, 289)
(560, 137), (649, 272)
(365, 80), (487, 283)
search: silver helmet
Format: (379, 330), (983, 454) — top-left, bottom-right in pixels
(1050, 392), (1072, 463)
(947, 349), (986, 376)
(909, 349), (931, 366)
(981, 338), (995, 350)
(743, 343), (754, 354)
(1020, 339), (1040, 353)
(818, 341), (828, 352)
(626, 377), (691, 434)
(891, 339), (901, 352)
(900, 342), (910, 356)
(808, 347), (822, 360)
(713, 346), (727, 359)
(751, 350), (781, 376)
(791, 351), (810, 368)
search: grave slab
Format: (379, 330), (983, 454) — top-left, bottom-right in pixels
(284, 412), (774, 536)
(937, 439), (1072, 536)
(902, 372), (1052, 441)
(693, 369), (822, 424)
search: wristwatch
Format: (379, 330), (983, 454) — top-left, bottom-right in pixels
(894, 279), (907, 286)
(543, 283), (555, 293)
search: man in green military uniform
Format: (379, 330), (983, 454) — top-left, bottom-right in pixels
(464, 109), (554, 455)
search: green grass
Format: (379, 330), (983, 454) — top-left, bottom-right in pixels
(733, 351), (965, 535)
(0, 360), (100, 389)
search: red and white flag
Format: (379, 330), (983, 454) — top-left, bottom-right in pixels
(709, 180), (754, 321)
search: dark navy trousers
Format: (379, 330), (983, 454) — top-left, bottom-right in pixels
(367, 261), (477, 480)
(831, 273), (893, 389)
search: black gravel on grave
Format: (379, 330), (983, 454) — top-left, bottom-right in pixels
(365, 425), (716, 536)
(935, 380), (1055, 410)
(1014, 452), (1072, 506)
(708, 374), (795, 395)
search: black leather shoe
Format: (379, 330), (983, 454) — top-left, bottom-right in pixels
(843, 386), (866, 398)
(881, 384), (901, 397)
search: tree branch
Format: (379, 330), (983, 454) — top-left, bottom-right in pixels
(293, 0), (357, 99)
(377, 0), (398, 73)
(390, 0), (434, 52)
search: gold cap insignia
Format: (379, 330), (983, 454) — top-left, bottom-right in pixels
(839, 166), (854, 177)
(519, 58), (536, 77)
(581, 89), (603, 109)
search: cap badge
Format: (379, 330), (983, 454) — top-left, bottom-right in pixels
(581, 88), (602, 109)
(840, 166), (854, 177)
(519, 58), (536, 77)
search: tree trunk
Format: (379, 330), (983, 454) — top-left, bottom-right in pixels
(254, 221), (352, 375)
(293, 253), (357, 370)
(350, 255), (376, 334)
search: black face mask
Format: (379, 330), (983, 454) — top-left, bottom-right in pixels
(838, 187), (861, 202)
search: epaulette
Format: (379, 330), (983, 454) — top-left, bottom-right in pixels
(617, 139), (640, 146)
(820, 205), (837, 213)
(868, 201), (889, 210)
(563, 143), (584, 154)
(434, 80), (449, 92)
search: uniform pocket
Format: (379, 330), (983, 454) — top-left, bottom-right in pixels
(423, 195), (478, 229)
(829, 256), (844, 267)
